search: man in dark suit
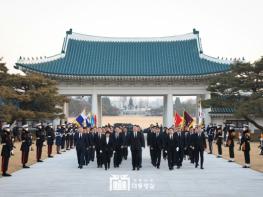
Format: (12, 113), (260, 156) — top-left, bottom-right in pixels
(113, 127), (123, 168)
(164, 128), (176, 170)
(128, 125), (145, 170)
(147, 125), (155, 166)
(74, 127), (88, 169)
(83, 126), (90, 165)
(193, 126), (207, 169)
(152, 127), (163, 169)
(121, 127), (129, 160)
(102, 131), (114, 170)
(95, 127), (104, 168)
(174, 127), (185, 169)
(88, 127), (96, 162)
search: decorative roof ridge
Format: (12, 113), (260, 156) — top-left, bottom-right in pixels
(200, 53), (233, 64)
(16, 53), (65, 65)
(66, 31), (198, 43)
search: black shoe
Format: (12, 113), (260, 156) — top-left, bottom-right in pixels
(242, 165), (247, 168)
(228, 160), (233, 162)
(157, 166), (160, 169)
(137, 167), (140, 171)
(169, 167), (173, 170)
(57, 152), (61, 154)
(79, 165), (83, 169)
(132, 168), (135, 171)
(23, 165), (30, 168)
(195, 165), (198, 168)
(201, 167), (204, 169)
(37, 160), (44, 162)
(48, 155), (53, 158)
(2, 173), (11, 177)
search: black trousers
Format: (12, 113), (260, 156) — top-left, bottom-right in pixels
(96, 149), (103, 167)
(66, 138), (70, 149)
(194, 148), (204, 168)
(89, 147), (95, 161)
(122, 147), (128, 159)
(84, 149), (89, 165)
(139, 149), (142, 167)
(21, 150), (29, 165)
(189, 147), (194, 163)
(1, 156), (10, 173)
(229, 146), (235, 158)
(150, 147), (155, 165)
(76, 148), (85, 166)
(113, 148), (122, 167)
(36, 145), (43, 161)
(208, 140), (213, 153)
(217, 144), (222, 155)
(167, 150), (175, 169)
(153, 148), (161, 167)
(175, 149), (184, 167)
(103, 151), (111, 170)
(131, 149), (140, 169)
(244, 150), (250, 164)
(61, 137), (65, 149)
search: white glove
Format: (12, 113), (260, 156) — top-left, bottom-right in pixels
(176, 147), (179, 151)
(100, 150), (102, 153)
(11, 150), (14, 155)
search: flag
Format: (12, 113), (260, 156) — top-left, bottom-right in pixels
(85, 118), (91, 128)
(183, 111), (194, 127)
(174, 112), (182, 127)
(94, 115), (97, 127)
(198, 100), (205, 126)
(90, 114), (94, 127)
(75, 113), (86, 127)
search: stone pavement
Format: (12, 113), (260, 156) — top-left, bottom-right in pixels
(0, 147), (262, 197)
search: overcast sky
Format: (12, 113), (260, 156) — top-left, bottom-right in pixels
(1, 0), (263, 74)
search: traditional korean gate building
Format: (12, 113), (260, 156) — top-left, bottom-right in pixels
(15, 29), (233, 128)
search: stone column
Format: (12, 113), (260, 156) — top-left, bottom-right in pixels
(164, 94), (174, 127)
(97, 95), (102, 127)
(202, 93), (211, 126)
(63, 102), (69, 121)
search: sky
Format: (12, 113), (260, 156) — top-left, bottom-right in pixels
(0, 0), (263, 74)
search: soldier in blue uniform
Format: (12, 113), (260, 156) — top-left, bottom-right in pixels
(214, 125), (223, 158)
(206, 124), (215, 154)
(35, 123), (45, 162)
(20, 124), (32, 168)
(55, 125), (62, 154)
(46, 123), (55, 158)
(1, 124), (13, 176)
(226, 124), (235, 162)
(240, 125), (251, 168)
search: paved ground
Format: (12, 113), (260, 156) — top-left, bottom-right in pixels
(0, 147), (262, 197)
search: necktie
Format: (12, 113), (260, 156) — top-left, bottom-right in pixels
(135, 132), (137, 138)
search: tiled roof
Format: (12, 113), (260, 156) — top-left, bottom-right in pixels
(15, 29), (231, 77)
(209, 107), (235, 114)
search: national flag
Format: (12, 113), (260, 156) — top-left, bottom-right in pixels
(94, 115), (97, 127)
(75, 113), (86, 127)
(198, 100), (205, 126)
(174, 112), (183, 127)
(182, 111), (194, 127)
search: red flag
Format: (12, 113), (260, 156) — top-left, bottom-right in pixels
(94, 114), (97, 126)
(174, 112), (183, 127)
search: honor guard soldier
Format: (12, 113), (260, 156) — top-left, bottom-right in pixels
(240, 125), (251, 168)
(194, 126), (207, 169)
(46, 123), (55, 158)
(1, 124), (14, 176)
(61, 124), (66, 152)
(259, 132), (263, 155)
(35, 123), (45, 162)
(214, 125), (223, 158)
(55, 125), (62, 154)
(206, 124), (215, 154)
(20, 124), (32, 168)
(69, 124), (75, 149)
(226, 124), (235, 162)
(65, 124), (71, 150)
